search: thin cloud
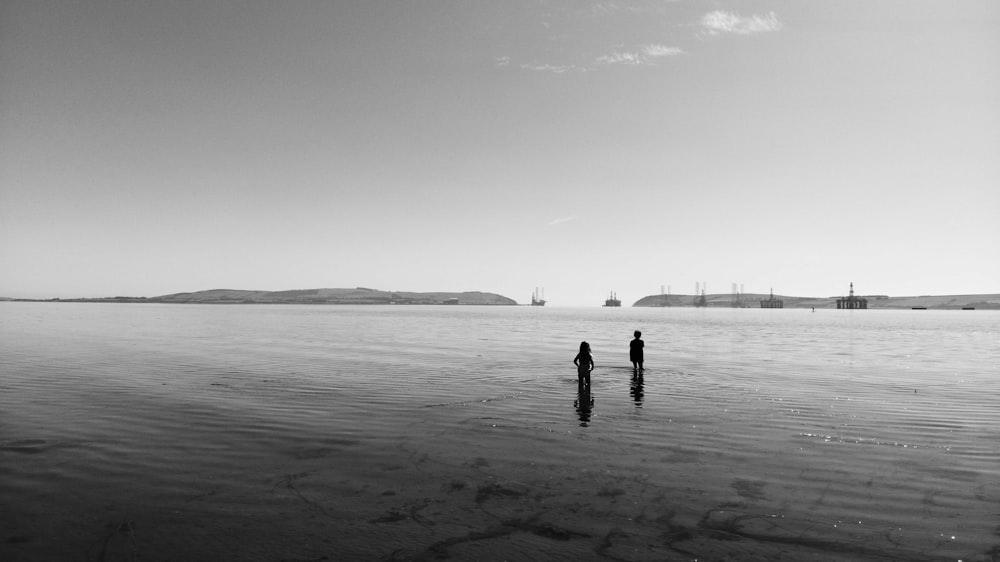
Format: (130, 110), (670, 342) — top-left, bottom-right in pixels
(495, 56), (510, 67)
(547, 216), (576, 226)
(586, 1), (683, 17)
(700, 11), (783, 36)
(597, 51), (643, 65)
(521, 63), (584, 74)
(596, 43), (683, 66)
(643, 44), (683, 58)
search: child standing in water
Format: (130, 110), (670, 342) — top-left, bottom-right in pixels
(630, 330), (644, 374)
(574, 341), (594, 389)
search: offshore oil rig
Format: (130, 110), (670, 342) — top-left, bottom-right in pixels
(760, 288), (784, 308)
(693, 282), (707, 307)
(531, 287), (546, 306)
(604, 291), (621, 307)
(731, 283), (746, 308)
(836, 282), (868, 309)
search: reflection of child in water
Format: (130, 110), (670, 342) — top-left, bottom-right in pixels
(630, 330), (644, 374)
(573, 341), (594, 389)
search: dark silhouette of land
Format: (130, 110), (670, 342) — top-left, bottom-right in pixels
(3, 288), (517, 305)
(3, 290), (998, 309)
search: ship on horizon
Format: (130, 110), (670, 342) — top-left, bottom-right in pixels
(604, 291), (621, 307)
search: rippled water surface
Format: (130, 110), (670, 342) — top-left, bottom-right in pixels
(2, 303), (998, 561)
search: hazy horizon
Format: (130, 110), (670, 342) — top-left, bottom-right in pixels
(4, 286), (999, 307)
(2, 1), (998, 307)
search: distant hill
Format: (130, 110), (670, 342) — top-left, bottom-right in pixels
(633, 293), (1000, 310)
(47, 287), (517, 305)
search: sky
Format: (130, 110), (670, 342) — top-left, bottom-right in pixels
(1, 0), (998, 306)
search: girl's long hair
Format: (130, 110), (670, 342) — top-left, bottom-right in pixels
(578, 341), (590, 354)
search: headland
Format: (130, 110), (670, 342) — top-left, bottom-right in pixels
(3, 288), (517, 306)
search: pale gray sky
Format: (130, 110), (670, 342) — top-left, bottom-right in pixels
(2, 1), (998, 305)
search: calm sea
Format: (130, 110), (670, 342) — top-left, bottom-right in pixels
(1, 302), (998, 561)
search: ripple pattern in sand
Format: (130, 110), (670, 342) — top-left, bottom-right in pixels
(1, 303), (998, 561)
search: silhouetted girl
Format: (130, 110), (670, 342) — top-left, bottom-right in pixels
(574, 341), (594, 389)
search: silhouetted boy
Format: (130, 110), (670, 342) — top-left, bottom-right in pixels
(630, 330), (644, 374)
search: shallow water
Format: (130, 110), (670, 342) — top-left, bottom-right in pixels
(1, 303), (998, 561)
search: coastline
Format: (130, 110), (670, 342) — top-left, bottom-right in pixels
(2, 289), (998, 309)
(0, 287), (517, 306)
